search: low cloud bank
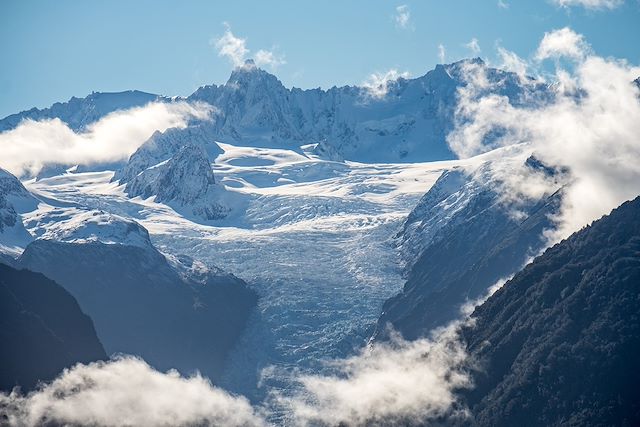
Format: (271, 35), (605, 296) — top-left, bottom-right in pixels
(271, 278), (510, 427)
(274, 324), (472, 426)
(449, 27), (640, 242)
(0, 357), (266, 427)
(0, 101), (212, 178)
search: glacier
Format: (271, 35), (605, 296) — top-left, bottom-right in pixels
(0, 59), (557, 418)
(19, 142), (470, 406)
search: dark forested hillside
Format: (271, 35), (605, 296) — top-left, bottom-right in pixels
(462, 196), (640, 427)
(0, 263), (106, 392)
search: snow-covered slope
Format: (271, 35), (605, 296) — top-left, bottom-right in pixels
(18, 210), (257, 380)
(0, 58), (560, 418)
(396, 149), (566, 271)
(185, 58), (548, 163)
(17, 141), (472, 410)
(0, 169), (38, 255)
(125, 144), (228, 220)
(0, 90), (162, 132)
(376, 148), (568, 340)
(113, 122), (222, 183)
(35, 209), (153, 249)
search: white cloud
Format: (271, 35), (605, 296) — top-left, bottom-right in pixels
(254, 49), (286, 69)
(274, 321), (473, 426)
(497, 0), (510, 8)
(448, 28), (640, 243)
(497, 46), (528, 76)
(362, 69), (411, 99)
(438, 44), (446, 63)
(0, 101), (212, 178)
(213, 23), (286, 70)
(465, 38), (481, 55)
(265, 275), (516, 426)
(552, 0), (624, 9)
(214, 23), (249, 68)
(535, 27), (589, 61)
(394, 5), (412, 29)
(0, 357), (266, 427)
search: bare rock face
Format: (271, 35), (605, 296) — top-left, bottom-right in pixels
(124, 143), (228, 220)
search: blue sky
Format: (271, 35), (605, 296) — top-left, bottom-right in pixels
(1, 0), (639, 117)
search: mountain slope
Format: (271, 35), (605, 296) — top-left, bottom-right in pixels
(0, 90), (161, 132)
(186, 59), (547, 163)
(0, 169), (38, 256)
(462, 196), (640, 427)
(123, 141), (228, 220)
(17, 213), (257, 380)
(0, 263), (106, 392)
(375, 154), (565, 340)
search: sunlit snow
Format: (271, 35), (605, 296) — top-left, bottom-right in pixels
(20, 142), (474, 411)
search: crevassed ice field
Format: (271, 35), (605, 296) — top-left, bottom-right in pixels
(23, 142), (471, 408)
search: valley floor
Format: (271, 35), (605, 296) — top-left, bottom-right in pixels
(22, 142), (463, 413)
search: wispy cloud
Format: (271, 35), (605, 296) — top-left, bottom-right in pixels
(497, 46), (528, 76)
(0, 357), (266, 427)
(551, 0), (624, 9)
(465, 38), (481, 55)
(438, 44), (446, 63)
(273, 321), (474, 426)
(213, 23), (285, 70)
(362, 69), (411, 99)
(254, 49), (286, 69)
(497, 0), (510, 8)
(394, 4), (412, 29)
(214, 23), (249, 68)
(0, 101), (212, 178)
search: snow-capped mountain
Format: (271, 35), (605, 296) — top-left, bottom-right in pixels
(124, 143), (228, 220)
(0, 169), (38, 256)
(375, 150), (568, 340)
(18, 212), (257, 379)
(112, 122), (228, 220)
(0, 58), (568, 412)
(185, 58), (548, 163)
(0, 59), (552, 225)
(93, 58), (549, 220)
(113, 122), (222, 183)
(0, 90), (163, 132)
(34, 209), (153, 249)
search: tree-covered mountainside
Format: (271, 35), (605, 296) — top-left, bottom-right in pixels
(462, 195), (640, 427)
(0, 263), (106, 392)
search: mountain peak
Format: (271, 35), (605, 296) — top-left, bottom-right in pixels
(226, 60), (282, 87)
